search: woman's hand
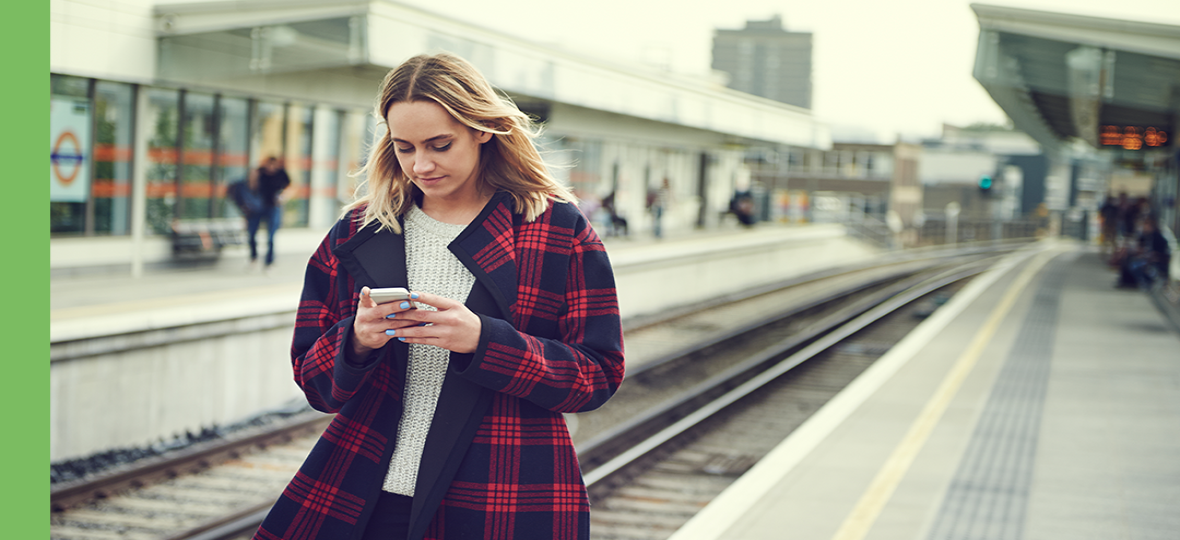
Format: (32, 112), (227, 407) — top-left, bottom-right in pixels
(389, 291), (482, 354)
(351, 286), (421, 357)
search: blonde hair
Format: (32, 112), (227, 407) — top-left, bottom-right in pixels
(346, 52), (575, 233)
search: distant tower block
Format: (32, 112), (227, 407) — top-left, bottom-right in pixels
(712, 15), (813, 109)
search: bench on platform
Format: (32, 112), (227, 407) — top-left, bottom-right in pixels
(171, 219), (246, 258)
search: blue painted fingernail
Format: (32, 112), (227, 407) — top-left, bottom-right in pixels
(398, 337), (406, 342)
(385, 313), (396, 319)
(385, 329), (396, 336)
(400, 301), (410, 309)
(410, 293), (419, 299)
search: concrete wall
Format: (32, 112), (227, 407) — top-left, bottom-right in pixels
(51, 314), (301, 461)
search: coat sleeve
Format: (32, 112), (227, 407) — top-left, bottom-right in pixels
(290, 220), (383, 413)
(453, 211), (626, 414)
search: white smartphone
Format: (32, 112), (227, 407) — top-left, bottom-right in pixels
(368, 287), (411, 305)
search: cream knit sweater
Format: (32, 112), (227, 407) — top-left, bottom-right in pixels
(382, 205), (476, 496)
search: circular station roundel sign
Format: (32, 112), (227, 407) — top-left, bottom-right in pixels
(50, 98), (91, 203)
(51, 130), (83, 186)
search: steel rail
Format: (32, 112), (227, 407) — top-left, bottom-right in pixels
(582, 260), (991, 487)
(576, 254), (1001, 466)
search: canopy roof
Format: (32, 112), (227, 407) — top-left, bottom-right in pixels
(971, 3), (1180, 153)
(154, 0), (831, 149)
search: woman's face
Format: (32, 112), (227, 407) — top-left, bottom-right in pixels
(386, 100), (492, 208)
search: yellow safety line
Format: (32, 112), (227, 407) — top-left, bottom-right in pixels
(829, 247), (1060, 540)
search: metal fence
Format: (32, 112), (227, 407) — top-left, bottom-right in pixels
(841, 212), (1046, 250)
(802, 192), (1050, 250)
(913, 217), (1045, 247)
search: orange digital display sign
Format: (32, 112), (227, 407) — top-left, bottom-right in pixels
(1100, 126), (1168, 150)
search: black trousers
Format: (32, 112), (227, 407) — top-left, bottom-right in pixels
(361, 492), (413, 540)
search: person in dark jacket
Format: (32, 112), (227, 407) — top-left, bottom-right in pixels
(246, 156), (290, 272)
(601, 190), (628, 237)
(253, 52), (626, 540)
(1118, 215), (1171, 289)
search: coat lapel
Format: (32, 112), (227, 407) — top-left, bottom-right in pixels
(333, 219), (408, 290)
(449, 191), (519, 322)
(330, 218), (412, 377)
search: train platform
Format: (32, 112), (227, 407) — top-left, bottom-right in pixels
(668, 241), (1180, 540)
(49, 222), (878, 342)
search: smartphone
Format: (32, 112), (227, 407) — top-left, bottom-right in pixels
(368, 287), (411, 305)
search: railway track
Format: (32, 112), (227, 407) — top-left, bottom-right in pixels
(50, 415), (328, 540)
(49, 247), (1016, 540)
(581, 269), (978, 539)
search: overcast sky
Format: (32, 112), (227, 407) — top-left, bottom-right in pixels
(396, 0), (1179, 143)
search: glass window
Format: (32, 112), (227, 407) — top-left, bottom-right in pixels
(51, 74), (89, 98)
(565, 138), (604, 195)
(250, 99), (285, 215)
(92, 81), (135, 235)
(316, 109), (343, 225)
(50, 74), (91, 235)
(361, 111), (380, 171)
(180, 92), (216, 219)
(251, 100), (285, 171)
(338, 110), (373, 202)
(217, 97), (250, 218)
(145, 88), (180, 235)
(284, 104), (313, 227)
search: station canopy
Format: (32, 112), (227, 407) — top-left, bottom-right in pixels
(971, 4), (1180, 154)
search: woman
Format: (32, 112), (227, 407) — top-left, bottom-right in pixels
(253, 53), (626, 540)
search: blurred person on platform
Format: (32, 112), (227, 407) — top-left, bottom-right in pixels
(246, 156), (290, 273)
(227, 175), (264, 227)
(253, 53), (626, 540)
(730, 190), (757, 227)
(1118, 192), (1139, 239)
(601, 189), (628, 237)
(1117, 215), (1171, 289)
(646, 178), (671, 238)
(1135, 196), (1153, 228)
(1099, 192), (1120, 259)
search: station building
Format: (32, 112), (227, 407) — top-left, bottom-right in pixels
(50, 0), (832, 276)
(747, 141), (918, 228)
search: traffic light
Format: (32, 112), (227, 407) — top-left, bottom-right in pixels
(978, 174), (993, 194)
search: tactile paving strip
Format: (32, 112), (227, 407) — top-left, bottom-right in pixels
(924, 259), (1068, 540)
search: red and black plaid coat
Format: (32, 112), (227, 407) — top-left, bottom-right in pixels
(253, 192), (626, 540)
